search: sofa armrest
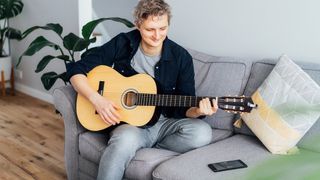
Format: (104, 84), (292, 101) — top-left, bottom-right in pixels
(53, 85), (86, 180)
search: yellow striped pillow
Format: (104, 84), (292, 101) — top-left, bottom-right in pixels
(241, 55), (320, 154)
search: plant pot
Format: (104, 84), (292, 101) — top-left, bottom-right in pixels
(0, 56), (12, 81)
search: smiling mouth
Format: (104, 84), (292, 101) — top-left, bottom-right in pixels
(152, 39), (161, 42)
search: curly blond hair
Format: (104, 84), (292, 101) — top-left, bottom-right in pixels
(133, 0), (172, 27)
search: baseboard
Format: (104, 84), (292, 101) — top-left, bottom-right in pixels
(15, 82), (53, 104)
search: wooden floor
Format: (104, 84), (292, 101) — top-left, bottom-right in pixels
(0, 91), (67, 179)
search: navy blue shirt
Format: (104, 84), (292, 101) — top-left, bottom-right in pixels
(66, 29), (195, 125)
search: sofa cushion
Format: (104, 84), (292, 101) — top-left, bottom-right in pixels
(78, 127), (231, 179)
(211, 128), (233, 143)
(79, 128), (231, 161)
(239, 57), (320, 144)
(236, 59), (320, 140)
(188, 49), (252, 130)
(79, 128), (233, 163)
(79, 156), (98, 178)
(79, 131), (179, 179)
(79, 131), (107, 163)
(234, 61), (275, 136)
(152, 135), (272, 180)
(124, 148), (179, 180)
(241, 55), (320, 154)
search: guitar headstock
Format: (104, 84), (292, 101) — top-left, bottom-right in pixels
(218, 96), (257, 114)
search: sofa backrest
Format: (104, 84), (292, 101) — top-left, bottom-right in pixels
(188, 49), (253, 130)
(236, 59), (320, 152)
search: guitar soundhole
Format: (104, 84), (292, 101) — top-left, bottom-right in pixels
(123, 91), (137, 108)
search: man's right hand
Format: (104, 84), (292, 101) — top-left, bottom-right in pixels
(89, 93), (121, 126)
(70, 74), (121, 126)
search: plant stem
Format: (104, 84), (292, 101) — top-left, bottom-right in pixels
(58, 47), (68, 68)
(55, 34), (74, 61)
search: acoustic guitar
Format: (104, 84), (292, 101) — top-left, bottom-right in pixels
(76, 65), (257, 131)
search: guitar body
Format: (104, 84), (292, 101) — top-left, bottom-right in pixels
(76, 66), (157, 131)
(76, 66), (257, 131)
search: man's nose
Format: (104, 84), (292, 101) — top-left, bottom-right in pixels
(153, 30), (160, 39)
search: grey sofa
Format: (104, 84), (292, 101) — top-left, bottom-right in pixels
(53, 49), (320, 180)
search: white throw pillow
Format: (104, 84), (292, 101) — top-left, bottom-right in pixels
(241, 55), (320, 154)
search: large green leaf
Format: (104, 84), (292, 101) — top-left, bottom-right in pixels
(35, 55), (69, 73)
(0, 0), (24, 20)
(41, 72), (58, 90)
(244, 150), (320, 179)
(58, 72), (68, 83)
(22, 23), (63, 39)
(243, 136), (320, 180)
(41, 71), (67, 90)
(82, 17), (134, 40)
(16, 36), (59, 67)
(63, 33), (96, 52)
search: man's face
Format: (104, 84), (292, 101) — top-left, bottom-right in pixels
(137, 14), (169, 49)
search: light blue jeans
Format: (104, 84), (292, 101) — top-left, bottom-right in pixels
(97, 118), (212, 180)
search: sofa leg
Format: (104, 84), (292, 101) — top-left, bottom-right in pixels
(10, 67), (15, 96)
(1, 70), (5, 96)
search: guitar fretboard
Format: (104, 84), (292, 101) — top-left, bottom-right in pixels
(136, 93), (217, 107)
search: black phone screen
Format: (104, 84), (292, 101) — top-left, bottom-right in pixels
(208, 159), (247, 172)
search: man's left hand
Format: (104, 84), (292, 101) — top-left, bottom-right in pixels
(196, 98), (218, 116)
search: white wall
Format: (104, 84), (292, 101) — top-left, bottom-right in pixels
(9, 0), (136, 103)
(166, 0), (320, 62)
(10, 0), (79, 103)
(79, 0), (92, 34)
(8, 0), (320, 102)
(92, 0), (137, 43)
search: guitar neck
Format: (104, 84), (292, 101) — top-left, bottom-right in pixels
(135, 93), (217, 107)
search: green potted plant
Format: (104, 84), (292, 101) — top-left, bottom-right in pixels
(242, 135), (320, 180)
(0, 0), (23, 82)
(16, 17), (134, 90)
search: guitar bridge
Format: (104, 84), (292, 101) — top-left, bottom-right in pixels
(95, 81), (105, 114)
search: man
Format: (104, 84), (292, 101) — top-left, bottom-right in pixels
(67, 0), (218, 179)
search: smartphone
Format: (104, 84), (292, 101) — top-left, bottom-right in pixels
(208, 159), (247, 172)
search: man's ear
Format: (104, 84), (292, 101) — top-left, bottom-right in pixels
(135, 23), (140, 29)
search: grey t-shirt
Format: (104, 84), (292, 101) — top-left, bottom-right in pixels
(131, 45), (167, 122)
(131, 45), (161, 78)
